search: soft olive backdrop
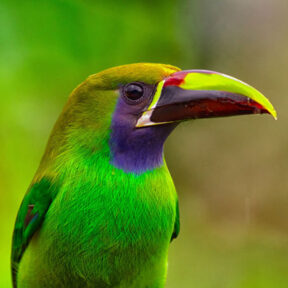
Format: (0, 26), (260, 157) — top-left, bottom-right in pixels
(1, 0), (287, 287)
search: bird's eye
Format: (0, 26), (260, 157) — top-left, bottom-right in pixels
(124, 83), (144, 102)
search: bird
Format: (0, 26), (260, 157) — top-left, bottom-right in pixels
(11, 63), (276, 288)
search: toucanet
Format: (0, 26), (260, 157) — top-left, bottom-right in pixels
(11, 63), (276, 287)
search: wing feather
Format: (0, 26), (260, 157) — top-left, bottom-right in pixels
(11, 178), (58, 287)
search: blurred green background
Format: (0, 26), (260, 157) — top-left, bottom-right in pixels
(1, 0), (287, 287)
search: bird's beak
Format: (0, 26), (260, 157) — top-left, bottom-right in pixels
(136, 70), (277, 127)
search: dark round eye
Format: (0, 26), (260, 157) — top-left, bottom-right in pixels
(124, 83), (144, 101)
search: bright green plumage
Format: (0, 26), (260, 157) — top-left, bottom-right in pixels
(12, 64), (180, 287)
(17, 166), (177, 287)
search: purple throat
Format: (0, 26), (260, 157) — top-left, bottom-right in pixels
(109, 98), (175, 173)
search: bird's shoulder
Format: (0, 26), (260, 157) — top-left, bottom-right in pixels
(11, 177), (59, 287)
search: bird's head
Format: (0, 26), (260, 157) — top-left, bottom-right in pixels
(46, 63), (276, 175)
